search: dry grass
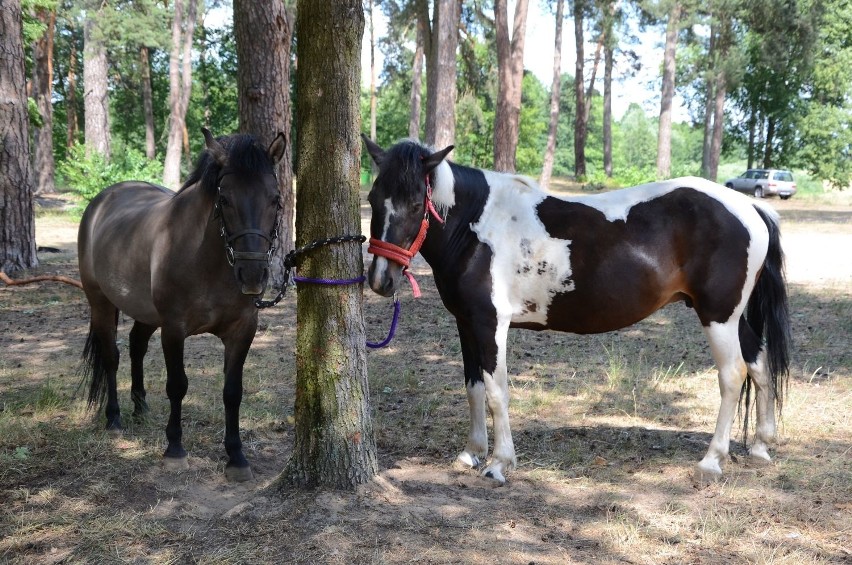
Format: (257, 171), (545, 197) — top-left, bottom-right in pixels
(0, 193), (850, 563)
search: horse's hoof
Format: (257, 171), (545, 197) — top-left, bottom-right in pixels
(747, 444), (772, 466)
(456, 451), (481, 469)
(224, 465), (254, 483)
(162, 455), (189, 471)
(693, 464), (723, 486)
(105, 425), (123, 437)
(481, 465), (507, 486)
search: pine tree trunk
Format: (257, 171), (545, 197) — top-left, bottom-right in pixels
(140, 46), (156, 160)
(408, 16), (424, 139)
(1, 0), (38, 274)
(279, 0), (378, 490)
(707, 70), (727, 181)
(66, 37), (78, 148)
(234, 0), (295, 290)
(493, 0), (529, 173)
(539, 0), (564, 188)
(163, 0), (197, 188)
(83, 10), (110, 160)
(700, 26), (716, 179)
(603, 40), (613, 178)
(32, 8), (56, 194)
(424, 0), (459, 149)
(764, 117), (775, 168)
(747, 110), (756, 169)
(656, 2), (682, 180)
(573, 0), (586, 179)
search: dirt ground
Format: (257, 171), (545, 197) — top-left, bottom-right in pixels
(1, 192), (850, 564)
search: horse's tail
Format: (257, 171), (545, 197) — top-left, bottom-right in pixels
(740, 204), (792, 435)
(79, 325), (111, 409)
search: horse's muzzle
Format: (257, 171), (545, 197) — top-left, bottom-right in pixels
(236, 262), (270, 296)
(368, 257), (399, 297)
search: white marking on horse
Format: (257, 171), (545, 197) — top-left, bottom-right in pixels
(369, 198), (396, 288)
(431, 159), (455, 219)
(471, 171), (575, 326)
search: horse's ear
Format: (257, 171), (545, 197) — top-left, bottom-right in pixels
(362, 133), (385, 165)
(267, 132), (287, 164)
(202, 128), (228, 166)
(422, 145), (454, 173)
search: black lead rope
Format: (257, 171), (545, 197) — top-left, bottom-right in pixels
(254, 234), (367, 309)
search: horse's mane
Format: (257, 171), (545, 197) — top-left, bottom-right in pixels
(178, 134), (275, 195)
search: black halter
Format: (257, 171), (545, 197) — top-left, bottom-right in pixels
(214, 173), (281, 267)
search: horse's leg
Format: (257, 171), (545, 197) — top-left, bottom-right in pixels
(85, 293), (122, 431)
(456, 320), (488, 469)
(696, 319), (748, 483)
(746, 348), (776, 465)
(477, 317), (516, 484)
(129, 321), (157, 419)
(160, 326), (189, 468)
(220, 323), (257, 482)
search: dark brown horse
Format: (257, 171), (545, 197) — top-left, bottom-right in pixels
(78, 129), (285, 481)
(363, 136), (791, 485)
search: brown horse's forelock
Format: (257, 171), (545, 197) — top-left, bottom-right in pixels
(178, 134), (276, 196)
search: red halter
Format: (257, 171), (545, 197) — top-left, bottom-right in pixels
(368, 177), (444, 298)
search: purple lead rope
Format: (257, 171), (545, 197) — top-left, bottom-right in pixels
(365, 298), (400, 349)
(292, 274), (400, 349)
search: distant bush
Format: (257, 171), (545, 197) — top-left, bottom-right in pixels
(59, 145), (163, 210)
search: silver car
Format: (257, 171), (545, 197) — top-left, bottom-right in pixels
(724, 169), (796, 199)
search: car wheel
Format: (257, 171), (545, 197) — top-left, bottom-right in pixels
(754, 186), (764, 198)
(725, 183), (734, 189)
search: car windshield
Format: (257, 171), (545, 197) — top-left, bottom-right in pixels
(773, 171), (794, 181)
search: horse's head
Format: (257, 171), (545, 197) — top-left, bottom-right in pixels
(362, 135), (454, 297)
(202, 128), (287, 296)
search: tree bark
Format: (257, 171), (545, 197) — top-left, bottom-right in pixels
(424, 0), (459, 149)
(539, 0), (564, 188)
(656, 2), (682, 180)
(1, 0), (38, 273)
(279, 0), (378, 490)
(408, 15), (425, 139)
(140, 46), (156, 160)
(233, 0), (295, 291)
(66, 32), (79, 149)
(764, 116), (775, 168)
(603, 33), (613, 178)
(573, 0), (586, 179)
(493, 0), (529, 173)
(747, 109), (756, 169)
(32, 8), (56, 194)
(83, 7), (110, 160)
(707, 66), (726, 181)
(700, 25), (716, 179)
(163, 0), (198, 188)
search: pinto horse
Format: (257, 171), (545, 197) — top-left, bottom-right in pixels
(78, 129), (285, 481)
(363, 136), (791, 485)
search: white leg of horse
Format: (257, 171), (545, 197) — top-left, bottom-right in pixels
(746, 349), (776, 464)
(481, 320), (516, 484)
(696, 321), (748, 483)
(458, 381), (488, 468)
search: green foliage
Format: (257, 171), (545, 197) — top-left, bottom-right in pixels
(59, 144), (163, 208)
(27, 97), (44, 128)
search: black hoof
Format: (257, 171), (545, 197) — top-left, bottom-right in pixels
(162, 455), (189, 471)
(224, 464), (254, 482)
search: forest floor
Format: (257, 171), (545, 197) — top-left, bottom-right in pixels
(1, 188), (850, 564)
